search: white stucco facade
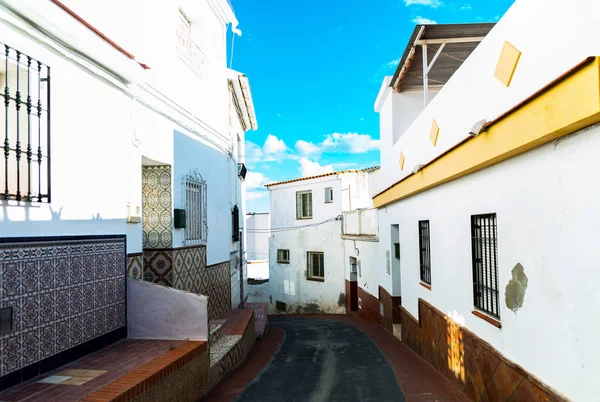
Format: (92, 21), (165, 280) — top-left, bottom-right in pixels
(267, 169), (377, 314)
(0, 0), (256, 311)
(371, 0), (600, 399)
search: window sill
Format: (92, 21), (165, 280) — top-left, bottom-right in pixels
(277, 261), (290, 264)
(306, 277), (324, 283)
(419, 282), (431, 291)
(324, 201), (334, 204)
(296, 217), (313, 220)
(472, 310), (501, 329)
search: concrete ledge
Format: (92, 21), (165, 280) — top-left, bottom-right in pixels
(81, 341), (208, 402)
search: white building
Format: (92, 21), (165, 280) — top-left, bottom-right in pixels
(0, 0), (256, 390)
(245, 212), (270, 262)
(266, 168), (378, 315)
(369, 0), (600, 400)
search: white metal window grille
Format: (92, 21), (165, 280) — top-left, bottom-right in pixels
(277, 249), (290, 264)
(325, 187), (333, 203)
(176, 10), (208, 76)
(184, 170), (207, 245)
(296, 190), (312, 219)
(307, 252), (324, 280)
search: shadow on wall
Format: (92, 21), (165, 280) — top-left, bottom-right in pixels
(0, 203), (129, 234)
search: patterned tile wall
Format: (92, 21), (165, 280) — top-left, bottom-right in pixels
(127, 254), (143, 280)
(141, 245), (231, 320)
(143, 250), (173, 287)
(0, 236), (127, 377)
(230, 251), (240, 310)
(142, 165), (173, 249)
(172, 246), (206, 294)
(206, 261), (231, 320)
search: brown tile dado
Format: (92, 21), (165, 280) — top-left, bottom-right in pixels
(141, 245), (231, 320)
(207, 261), (232, 320)
(0, 236), (127, 379)
(379, 286), (393, 332)
(400, 298), (566, 402)
(358, 287), (381, 325)
(127, 253), (143, 280)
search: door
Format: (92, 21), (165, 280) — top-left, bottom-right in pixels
(349, 257), (358, 311)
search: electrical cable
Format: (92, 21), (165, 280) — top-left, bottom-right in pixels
(246, 215), (341, 233)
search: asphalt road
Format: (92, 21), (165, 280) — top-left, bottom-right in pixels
(237, 317), (405, 402)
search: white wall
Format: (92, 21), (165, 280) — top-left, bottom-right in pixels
(128, 279), (208, 341)
(375, 0), (600, 198)
(268, 177), (345, 314)
(381, 123), (600, 401)
(172, 130), (232, 265)
(343, 239), (379, 297)
(245, 213), (270, 261)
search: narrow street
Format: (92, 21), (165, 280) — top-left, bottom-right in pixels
(238, 318), (405, 402)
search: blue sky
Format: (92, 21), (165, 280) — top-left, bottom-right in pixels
(230, 0), (515, 213)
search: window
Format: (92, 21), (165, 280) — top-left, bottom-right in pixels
(184, 170), (207, 244)
(471, 213), (499, 318)
(325, 187), (333, 203)
(176, 10), (208, 75)
(307, 252), (324, 280)
(0, 42), (51, 202)
(232, 205), (239, 242)
(296, 190), (312, 219)
(277, 249), (290, 264)
(419, 220), (431, 285)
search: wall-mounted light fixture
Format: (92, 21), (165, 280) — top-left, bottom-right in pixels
(469, 119), (487, 137)
(412, 164), (424, 174)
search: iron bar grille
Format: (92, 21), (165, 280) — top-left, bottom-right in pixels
(277, 249), (289, 263)
(232, 205), (240, 242)
(307, 251), (324, 279)
(471, 213), (500, 318)
(184, 171), (207, 244)
(418, 220), (431, 285)
(0, 43), (51, 202)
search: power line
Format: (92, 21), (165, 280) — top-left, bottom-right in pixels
(246, 215), (341, 233)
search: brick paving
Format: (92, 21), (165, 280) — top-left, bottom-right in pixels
(245, 302), (268, 338)
(0, 339), (182, 402)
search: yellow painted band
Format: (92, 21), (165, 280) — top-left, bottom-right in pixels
(374, 57), (600, 209)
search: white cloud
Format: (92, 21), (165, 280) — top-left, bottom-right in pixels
(322, 133), (380, 154)
(299, 158), (334, 177)
(246, 191), (266, 201)
(263, 134), (287, 155)
(295, 140), (321, 156)
(295, 133), (379, 157)
(360, 117), (365, 121)
(461, 4), (472, 10)
(245, 141), (264, 163)
(383, 58), (400, 69)
(245, 171), (269, 190)
(412, 16), (437, 24)
(404, 0), (443, 7)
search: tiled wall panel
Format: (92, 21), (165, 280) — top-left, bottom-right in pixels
(142, 165), (172, 249)
(141, 245), (231, 320)
(400, 298), (566, 402)
(127, 253), (143, 280)
(0, 236), (127, 377)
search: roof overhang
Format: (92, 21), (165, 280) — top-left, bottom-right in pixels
(390, 23), (496, 96)
(228, 69), (258, 131)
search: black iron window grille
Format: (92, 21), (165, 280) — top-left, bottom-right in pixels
(471, 213), (500, 318)
(418, 220), (431, 285)
(1, 43), (51, 202)
(232, 205), (240, 242)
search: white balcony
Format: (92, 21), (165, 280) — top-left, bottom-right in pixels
(342, 208), (378, 240)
